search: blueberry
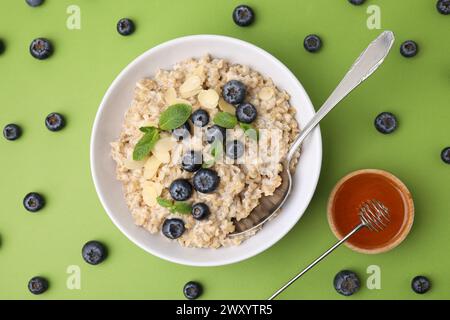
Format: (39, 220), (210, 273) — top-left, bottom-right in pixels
(348, 0), (365, 5)
(304, 34), (322, 53)
(400, 40), (418, 58)
(45, 113), (65, 132)
(23, 192), (45, 212)
(0, 39), (5, 55)
(117, 18), (135, 36)
(172, 122), (191, 141)
(441, 147), (450, 164)
(191, 203), (210, 220)
(437, 0), (450, 15)
(181, 150), (203, 173)
(232, 5), (255, 27)
(183, 281), (203, 300)
(191, 109), (210, 127)
(411, 276), (431, 294)
(193, 169), (220, 193)
(169, 179), (193, 201)
(26, 0), (44, 7)
(222, 80), (246, 105)
(29, 38), (53, 60)
(28, 276), (49, 295)
(236, 103), (257, 123)
(333, 270), (360, 296)
(206, 125), (226, 144)
(226, 140), (245, 160)
(162, 218), (185, 239)
(3, 124), (22, 141)
(374, 112), (398, 134)
(82, 241), (107, 265)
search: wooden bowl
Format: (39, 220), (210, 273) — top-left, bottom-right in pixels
(327, 169), (414, 254)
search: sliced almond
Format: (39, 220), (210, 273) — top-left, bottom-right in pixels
(164, 87), (177, 105)
(153, 137), (177, 163)
(123, 158), (147, 170)
(180, 75), (202, 98)
(259, 87), (274, 101)
(198, 89), (219, 109)
(143, 156), (162, 180)
(142, 181), (163, 207)
(218, 98), (236, 113)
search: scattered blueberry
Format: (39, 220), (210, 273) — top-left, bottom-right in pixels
(193, 169), (220, 193)
(441, 147), (450, 164)
(162, 218), (185, 239)
(82, 241), (107, 265)
(437, 0), (450, 15)
(191, 109), (210, 127)
(236, 103), (257, 124)
(226, 140), (245, 160)
(26, 0), (44, 7)
(232, 5), (255, 27)
(3, 124), (22, 141)
(117, 18), (135, 36)
(45, 113), (65, 132)
(191, 203), (210, 220)
(411, 276), (431, 294)
(181, 150), (203, 172)
(304, 34), (322, 53)
(28, 276), (48, 295)
(400, 40), (418, 58)
(206, 125), (226, 144)
(169, 179), (193, 201)
(374, 112), (398, 134)
(348, 0), (365, 5)
(0, 39), (5, 55)
(172, 122), (191, 141)
(334, 270), (361, 296)
(183, 281), (203, 300)
(29, 38), (53, 60)
(23, 192), (45, 212)
(222, 80), (246, 105)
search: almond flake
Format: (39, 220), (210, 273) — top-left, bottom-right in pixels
(142, 181), (162, 207)
(180, 76), (202, 98)
(143, 156), (162, 179)
(124, 158), (147, 170)
(164, 87), (177, 104)
(218, 98), (236, 114)
(153, 137), (176, 163)
(259, 87), (274, 101)
(198, 89), (219, 109)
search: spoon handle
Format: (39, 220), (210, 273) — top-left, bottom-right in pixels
(268, 223), (365, 300)
(287, 31), (395, 162)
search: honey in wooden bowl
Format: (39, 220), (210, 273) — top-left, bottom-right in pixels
(327, 169), (414, 254)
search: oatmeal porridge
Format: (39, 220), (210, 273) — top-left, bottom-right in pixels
(111, 55), (300, 248)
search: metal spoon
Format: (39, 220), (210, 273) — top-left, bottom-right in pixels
(231, 31), (395, 235)
(269, 199), (390, 300)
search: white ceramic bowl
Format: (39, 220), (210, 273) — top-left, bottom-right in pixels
(90, 35), (322, 267)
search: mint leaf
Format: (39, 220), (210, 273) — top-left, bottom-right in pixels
(157, 197), (173, 208)
(210, 140), (223, 158)
(202, 160), (215, 168)
(213, 112), (237, 129)
(240, 123), (259, 141)
(133, 127), (160, 160)
(139, 126), (157, 133)
(172, 202), (192, 214)
(159, 104), (192, 131)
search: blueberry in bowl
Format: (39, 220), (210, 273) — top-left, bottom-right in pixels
(222, 80), (246, 105)
(181, 150), (203, 172)
(193, 169), (220, 194)
(191, 109), (210, 127)
(236, 103), (257, 124)
(172, 122), (191, 141)
(169, 179), (193, 201)
(191, 203), (210, 220)
(226, 140), (245, 160)
(162, 218), (185, 239)
(206, 125), (226, 144)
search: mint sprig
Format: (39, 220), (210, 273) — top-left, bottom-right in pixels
(133, 127), (160, 161)
(213, 112), (237, 129)
(239, 123), (259, 141)
(156, 197), (192, 215)
(159, 103), (192, 131)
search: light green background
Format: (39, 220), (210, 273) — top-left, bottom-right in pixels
(0, 0), (449, 300)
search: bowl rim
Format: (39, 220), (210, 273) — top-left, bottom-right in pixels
(90, 34), (323, 266)
(327, 169), (415, 254)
